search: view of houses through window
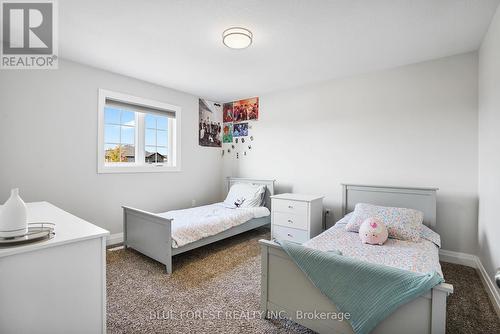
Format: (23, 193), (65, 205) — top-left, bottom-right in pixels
(98, 89), (180, 173)
(104, 108), (136, 163)
(145, 114), (168, 164)
(104, 108), (169, 165)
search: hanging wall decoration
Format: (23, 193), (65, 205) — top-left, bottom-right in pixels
(233, 97), (259, 121)
(244, 97), (259, 120)
(199, 99), (222, 147)
(233, 123), (248, 137)
(223, 103), (233, 122)
(222, 97), (258, 160)
(223, 123), (233, 143)
(233, 100), (247, 122)
(224, 97), (259, 123)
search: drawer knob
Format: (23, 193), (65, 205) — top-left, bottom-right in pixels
(287, 233), (293, 237)
(288, 205), (293, 209)
(287, 219), (293, 224)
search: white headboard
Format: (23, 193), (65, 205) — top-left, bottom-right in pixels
(227, 177), (275, 210)
(342, 184), (438, 227)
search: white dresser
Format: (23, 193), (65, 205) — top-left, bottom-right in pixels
(0, 202), (109, 334)
(270, 193), (324, 243)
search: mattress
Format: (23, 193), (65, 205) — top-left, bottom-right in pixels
(303, 215), (443, 277)
(158, 203), (270, 248)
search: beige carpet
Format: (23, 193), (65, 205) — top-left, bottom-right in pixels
(107, 228), (500, 333)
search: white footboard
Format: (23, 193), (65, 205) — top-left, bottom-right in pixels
(123, 206), (173, 273)
(259, 240), (453, 334)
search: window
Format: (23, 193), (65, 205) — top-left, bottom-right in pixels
(104, 108), (136, 163)
(145, 114), (168, 164)
(98, 89), (181, 173)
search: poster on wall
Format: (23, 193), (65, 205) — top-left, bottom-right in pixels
(223, 97), (259, 123)
(233, 123), (248, 137)
(223, 123), (233, 143)
(241, 97), (259, 120)
(233, 100), (246, 122)
(223, 103), (233, 122)
(199, 98), (222, 147)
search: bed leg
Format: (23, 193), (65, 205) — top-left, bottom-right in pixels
(260, 242), (269, 320)
(122, 206), (128, 249)
(431, 287), (447, 334)
(165, 255), (172, 274)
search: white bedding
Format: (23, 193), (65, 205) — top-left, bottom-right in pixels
(304, 215), (443, 277)
(158, 203), (270, 248)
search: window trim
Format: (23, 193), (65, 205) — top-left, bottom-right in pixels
(97, 89), (181, 174)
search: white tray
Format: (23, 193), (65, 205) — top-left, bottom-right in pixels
(0, 222), (55, 246)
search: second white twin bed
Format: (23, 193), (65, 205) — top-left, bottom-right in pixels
(122, 178), (275, 273)
(260, 184), (453, 334)
(159, 203), (270, 248)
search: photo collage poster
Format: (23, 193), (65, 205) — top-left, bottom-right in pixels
(223, 97), (258, 144)
(221, 97), (258, 159)
(199, 99), (222, 147)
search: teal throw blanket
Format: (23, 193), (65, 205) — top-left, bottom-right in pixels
(279, 240), (443, 334)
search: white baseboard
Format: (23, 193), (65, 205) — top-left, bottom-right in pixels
(439, 249), (500, 317)
(474, 256), (500, 317)
(439, 249), (477, 268)
(107, 232), (124, 246)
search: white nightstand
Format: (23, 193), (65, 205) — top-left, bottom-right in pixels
(270, 193), (324, 243)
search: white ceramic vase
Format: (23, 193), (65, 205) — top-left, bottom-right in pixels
(0, 188), (28, 237)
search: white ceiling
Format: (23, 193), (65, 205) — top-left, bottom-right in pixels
(59, 0), (500, 102)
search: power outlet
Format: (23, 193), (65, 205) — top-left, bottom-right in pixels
(191, 199), (196, 207)
(324, 208), (332, 230)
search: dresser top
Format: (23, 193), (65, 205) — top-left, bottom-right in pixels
(271, 193), (324, 202)
(0, 202), (109, 258)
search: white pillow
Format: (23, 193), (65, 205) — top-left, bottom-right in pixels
(224, 183), (266, 208)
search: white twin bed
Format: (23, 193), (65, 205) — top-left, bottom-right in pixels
(260, 184), (453, 334)
(158, 203), (270, 248)
(123, 177), (274, 273)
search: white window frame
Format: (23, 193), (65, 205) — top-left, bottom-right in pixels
(97, 89), (181, 173)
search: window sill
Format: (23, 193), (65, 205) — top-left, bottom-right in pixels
(97, 164), (181, 174)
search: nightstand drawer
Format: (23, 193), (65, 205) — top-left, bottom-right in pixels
(273, 225), (309, 244)
(273, 212), (308, 230)
(272, 199), (308, 216)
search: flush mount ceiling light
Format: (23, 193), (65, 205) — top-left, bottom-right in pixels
(222, 27), (253, 49)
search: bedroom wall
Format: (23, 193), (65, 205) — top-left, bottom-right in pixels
(0, 60), (223, 235)
(228, 52), (479, 254)
(478, 4), (500, 294)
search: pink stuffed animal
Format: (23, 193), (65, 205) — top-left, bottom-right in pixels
(359, 217), (388, 245)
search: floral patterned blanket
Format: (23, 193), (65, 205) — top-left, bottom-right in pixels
(304, 215), (443, 277)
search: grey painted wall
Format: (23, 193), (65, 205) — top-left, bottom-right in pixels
(227, 53), (479, 254)
(0, 60), (223, 235)
(478, 4), (500, 294)
(0, 53), (481, 256)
